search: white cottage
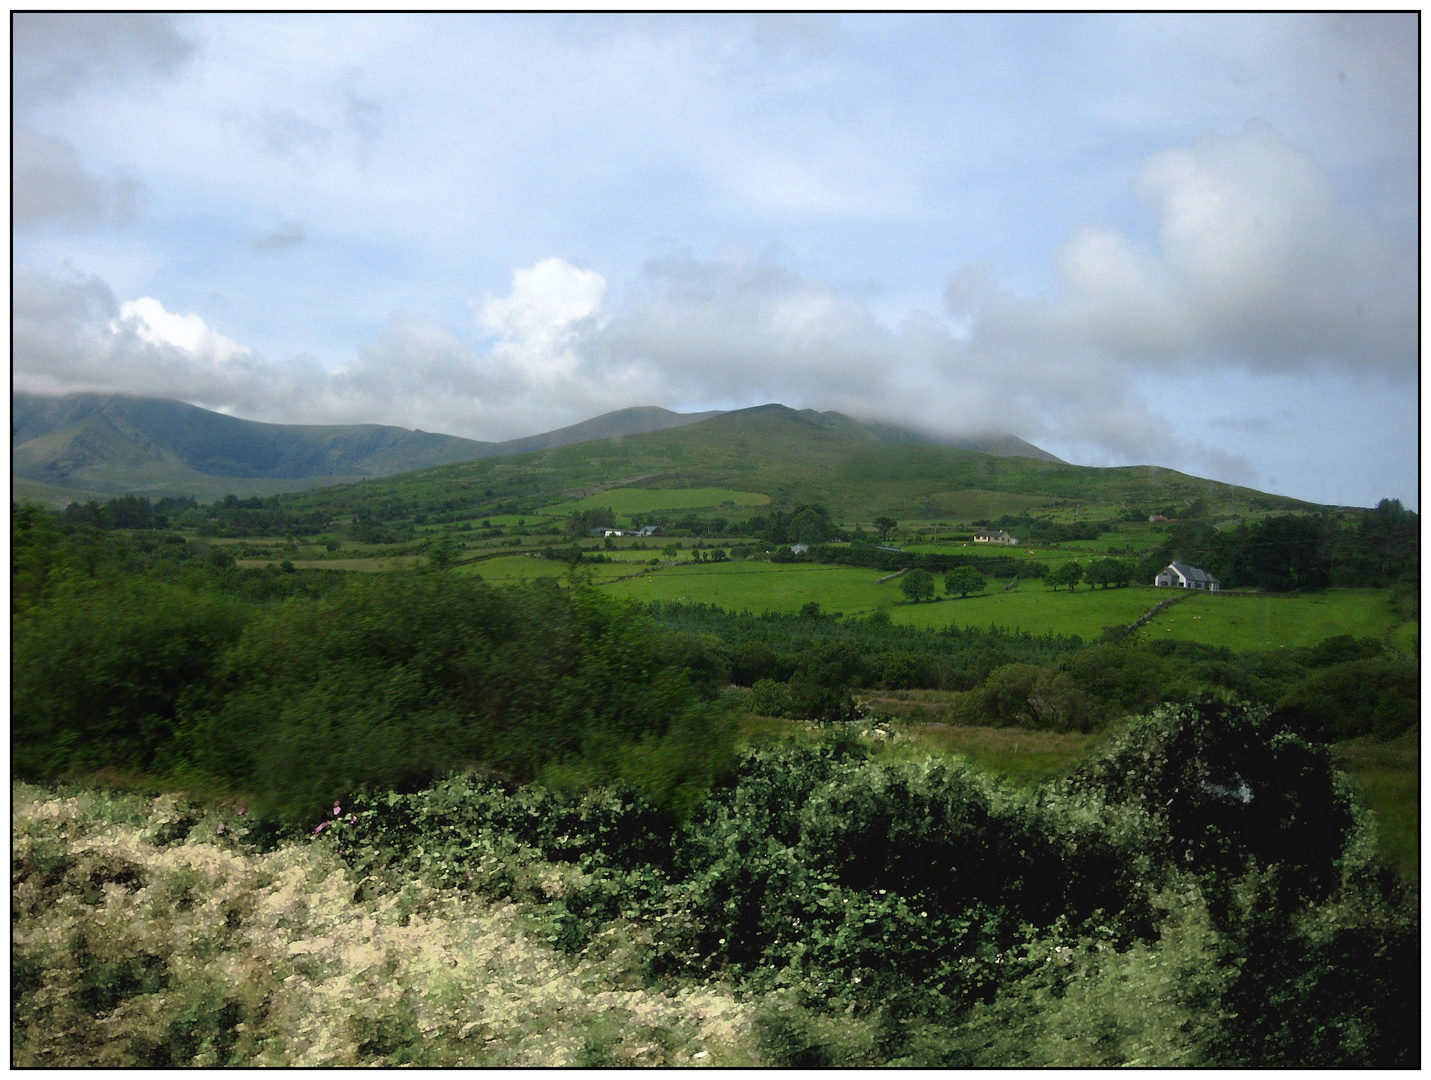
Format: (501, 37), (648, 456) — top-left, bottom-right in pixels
(973, 530), (1019, 546)
(1155, 563), (1220, 592)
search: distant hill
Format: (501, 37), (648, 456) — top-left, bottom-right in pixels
(488, 406), (726, 456)
(12, 394), (486, 502)
(10, 395), (720, 504)
(281, 402), (1313, 523)
(11, 393), (1069, 505)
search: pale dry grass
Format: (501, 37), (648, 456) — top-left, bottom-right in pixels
(12, 782), (757, 1067)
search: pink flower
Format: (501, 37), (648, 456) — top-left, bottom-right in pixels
(236, 803), (247, 816)
(313, 821), (329, 836)
(333, 802), (342, 816)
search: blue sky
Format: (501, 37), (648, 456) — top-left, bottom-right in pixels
(12, 13), (1420, 509)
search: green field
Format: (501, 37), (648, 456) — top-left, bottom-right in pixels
(544, 486), (770, 515)
(602, 559), (886, 614)
(595, 559), (1408, 651)
(1138, 589), (1404, 651)
(598, 560), (1154, 637)
(459, 553), (657, 585)
(1334, 729), (1420, 882)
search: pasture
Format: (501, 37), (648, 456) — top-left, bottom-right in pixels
(459, 553), (657, 585)
(1333, 729), (1419, 882)
(1138, 589), (1404, 651)
(596, 559), (1406, 652)
(543, 486), (770, 515)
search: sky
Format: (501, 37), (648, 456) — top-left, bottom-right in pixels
(11, 12), (1421, 510)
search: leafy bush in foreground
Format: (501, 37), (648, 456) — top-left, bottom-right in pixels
(12, 699), (1416, 1067)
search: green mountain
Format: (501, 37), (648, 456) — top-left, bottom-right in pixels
(11, 393), (1072, 507)
(10, 394), (722, 504)
(285, 403), (1313, 523)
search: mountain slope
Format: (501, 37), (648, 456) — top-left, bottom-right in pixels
(283, 402), (1311, 523)
(484, 406), (726, 456)
(11, 395), (721, 503)
(12, 394), (1068, 505)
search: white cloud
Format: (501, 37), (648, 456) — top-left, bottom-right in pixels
(12, 126), (1416, 505)
(478, 257), (608, 384)
(113, 297), (252, 364)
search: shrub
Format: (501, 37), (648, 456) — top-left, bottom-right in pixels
(12, 579), (248, 779)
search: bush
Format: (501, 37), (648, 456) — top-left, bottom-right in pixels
(1273, 656), (1419, 741)
(13, 579), (248, 779)
(182, 575), (733, 820)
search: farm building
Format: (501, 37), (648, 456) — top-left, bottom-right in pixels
(973, 530), (1019, 545)
(1155, 563), (1220, 591)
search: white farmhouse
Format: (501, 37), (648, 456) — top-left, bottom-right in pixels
(973, 530), (1019, 546)
(1154, 562), (1220, 592)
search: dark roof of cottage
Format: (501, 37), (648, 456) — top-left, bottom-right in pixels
(1167, 562), (1219, 583)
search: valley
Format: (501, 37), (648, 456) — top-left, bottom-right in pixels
(12, 396), (1419, 1068)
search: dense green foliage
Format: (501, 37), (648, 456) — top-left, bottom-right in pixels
(899, 567), (935, 602)
(13, 506), (737, 821)
(943, 566), (987, 597)
(183, 575), (735, 819)
(1138, 500), (1418, 592)
(307, 699), (1415, 1067)
(9, 483), (1419, 1066)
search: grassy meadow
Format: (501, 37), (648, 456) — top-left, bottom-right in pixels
(1139, 588), (1407, 651)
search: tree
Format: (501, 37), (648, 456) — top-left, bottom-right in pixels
(900, 568), (935, 603)
(1049, 562), (1084, 592)
(1084, 557), (1133, 589)
(944, 566), (987, 597)
(873, 517), (898, 542)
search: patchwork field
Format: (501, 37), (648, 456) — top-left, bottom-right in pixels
(592, 559), (1406, 651)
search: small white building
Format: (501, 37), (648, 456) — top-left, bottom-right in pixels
(1155, 563), (1220, 592)
(973, 530), (1019, 546)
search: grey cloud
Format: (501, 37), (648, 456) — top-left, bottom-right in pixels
(252, 220), (306, 253)
(256, 109), (333, 167)
(749, 13), (842, 55)
(1207, 416), (1273, 434)
(13, 13), (194, 107)
(13, 128), (142, 230)
(346, 92), (383, 167)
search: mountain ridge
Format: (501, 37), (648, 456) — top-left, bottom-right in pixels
(12, 392), (1067, 504)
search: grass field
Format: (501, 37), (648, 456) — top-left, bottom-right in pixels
(890, 583), (1159, 637)
(602, 559), (886, 614)
(459, 553), (658, 585)
(543, 487), (770, 515)
(1137, 589), (1404, 651)
(1333, 729), (1419, 884)
(598, 561), (1406, 648)
(238, 556), (425, 572)
(879, 724), (1099, 786)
